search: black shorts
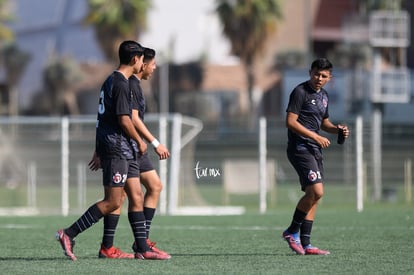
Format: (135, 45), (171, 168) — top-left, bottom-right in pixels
(138, 152), (155, 173)
(127, 159), (140, 178)
(102, 158), (140, 187)
(287, 145), (324, 191)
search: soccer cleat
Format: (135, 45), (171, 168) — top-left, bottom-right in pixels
(146, 239), (171, 257)
(282, 230), (305, 255)
(98, 245), (134, 259)
(132, 239), (171, 258)
(304, 245), (331, 255)
(56, 229), (77, 261)
(134, 249), (171, 260)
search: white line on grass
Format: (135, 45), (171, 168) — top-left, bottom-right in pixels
(0, 224), (39, 229)
(152, 225), (285, 231)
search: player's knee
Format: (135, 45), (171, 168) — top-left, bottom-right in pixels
(99, 199), (123, 214)
(313, 187), (324, 201)
(145, 180), (163, 194)
(152, 181), (163, 194)
(110, 197), (124, 210)
(314, 191), (323, 201)
(305, 184), (324, 201)
(127, 191), (144, 207)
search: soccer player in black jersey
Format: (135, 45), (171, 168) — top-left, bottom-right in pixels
(89, 47), (171, 259)
(282, 58), (349, 255)
(128, 47), (171, 258)
(56, 40), (159, 261)
(92, 47), (171, 259)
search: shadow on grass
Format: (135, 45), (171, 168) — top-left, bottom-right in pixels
(170, 252), (295, 257)
(0, 252), (298, 261)
(0, 257), (69, 261)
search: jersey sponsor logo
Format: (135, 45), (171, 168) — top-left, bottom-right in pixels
(112, 172), (126, 184)
(311, 99), (316, 105)
(308, 170), (318, 182)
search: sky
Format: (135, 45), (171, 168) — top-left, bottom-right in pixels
(141, 0), (238, 65)
(7, 0), (240, 109)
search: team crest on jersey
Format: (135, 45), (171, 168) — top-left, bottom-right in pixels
(323, 99), (328, 108)
(308, 170), (318, 182)
(113, 172), (125, 184)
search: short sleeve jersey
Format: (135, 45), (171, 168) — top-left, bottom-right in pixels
(95, 71), (135, 159)
(130, 75), (146, 121)
(286, 81), (329, 149)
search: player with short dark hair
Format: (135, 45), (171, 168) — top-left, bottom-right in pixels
(56, 40), (153, 261)
(92, 47), (171, 259)
(129, 47), (170, 257)
(282, 58), (349, 255)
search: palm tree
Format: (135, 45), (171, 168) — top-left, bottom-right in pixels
(0, 0), (13, 42)
(360, 0), (402, 11)
(1, 43), (30, 115)
(215, 0), (282, 110)
(0, 1), (27, 116)
(43, 55), (83, 115)
(84, 0), (151, 64)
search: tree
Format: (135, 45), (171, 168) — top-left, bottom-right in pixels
(215, 0), (282, 110)
(0, 0), (13, 42)
(360, 0), (402, 11)
(1, 43), (30, 115)
(0, 1), (29, 116)
(42, 55), (83, 115)
(84, 0), (151, 63)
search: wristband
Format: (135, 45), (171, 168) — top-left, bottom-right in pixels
(151, 139), (160, 148)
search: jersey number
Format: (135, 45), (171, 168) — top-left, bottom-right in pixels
(98, 90), (105, 115)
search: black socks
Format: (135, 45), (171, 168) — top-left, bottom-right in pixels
(128, 211), (149, 252)
(65, 204), (104, 239)
(102, 214), (120, 248)
(287, 208), (307, 234)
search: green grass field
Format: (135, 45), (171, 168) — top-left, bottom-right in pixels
(0, 203), (413, 274)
